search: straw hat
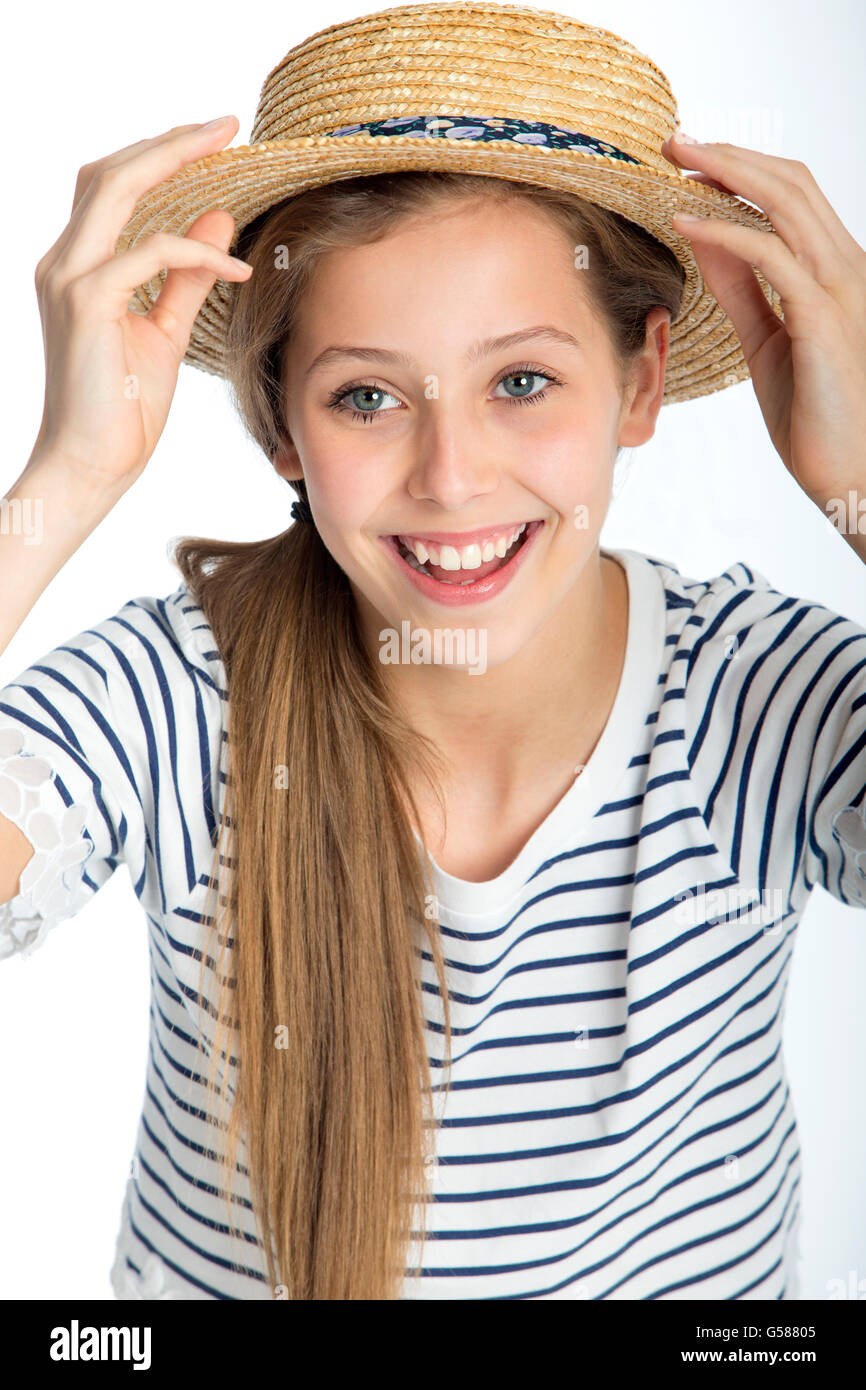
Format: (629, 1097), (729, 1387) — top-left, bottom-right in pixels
(116, 0), (783, 403)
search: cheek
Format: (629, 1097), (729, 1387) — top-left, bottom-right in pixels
(296, 414), (382, 530)
(314, 467), (372, 527)
(306, 451), (396, 589)
(517, 427), (615, 528)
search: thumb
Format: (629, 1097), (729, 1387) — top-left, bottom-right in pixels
(690, 234), (779, 362)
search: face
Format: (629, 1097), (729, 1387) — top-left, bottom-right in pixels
(277, 194), (669, 675)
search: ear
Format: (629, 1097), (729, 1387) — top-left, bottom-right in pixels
(617, 306), (670, 449)
(273, 432), (304, 483)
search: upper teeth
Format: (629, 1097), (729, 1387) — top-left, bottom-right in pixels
(397, 524), (527, 570)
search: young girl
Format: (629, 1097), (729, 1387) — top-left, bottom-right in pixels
(1, 2), (864, 1302)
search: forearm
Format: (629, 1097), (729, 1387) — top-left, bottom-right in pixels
(845, 532), (866, 566)
(815, 483), (866, 570)
(0, 448), (130, 658)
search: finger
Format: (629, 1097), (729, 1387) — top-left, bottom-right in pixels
(71, 123), (208, 211)
(674, 231), (782, 365)
(681, 170), (735, 196)
(146, 210), (240, 356)
(667, 135), (864, 262)
(662, 140), (732, 191)
(663, 135), (863, 286)
(664, 144), (791, 228)
(46, 117), (240, 284)
(66, 230), (252, 322)
(672, 216), (829, 349)
(38, 122), (225, 281)
(663, 136), (832, 255)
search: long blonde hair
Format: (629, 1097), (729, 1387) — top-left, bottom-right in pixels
(173, 171), (685, 1300)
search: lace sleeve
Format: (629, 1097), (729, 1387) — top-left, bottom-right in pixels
(829, 803), (866, 905)
(0, 724), (102, 959)
(0, 584), (229, 966)
(0, 618), (138, 961)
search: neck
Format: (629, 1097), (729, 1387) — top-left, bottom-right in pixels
(355, 547), (629, 801)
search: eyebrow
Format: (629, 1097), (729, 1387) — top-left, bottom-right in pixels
(303, 325), (582, 379)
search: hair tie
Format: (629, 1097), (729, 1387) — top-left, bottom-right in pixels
(291, 498), (314, 524)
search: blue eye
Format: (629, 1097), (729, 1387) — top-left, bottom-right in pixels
(326, 363), (563, 423)
(493, 369), (558, 404)
(329, 385), (402, 422)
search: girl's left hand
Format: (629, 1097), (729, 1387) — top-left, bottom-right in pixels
(662, 131), (866, 513)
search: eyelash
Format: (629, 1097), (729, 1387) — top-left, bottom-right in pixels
(325, 363), (564, 423)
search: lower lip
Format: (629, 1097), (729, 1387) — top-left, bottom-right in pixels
(381, 521), (544, 606)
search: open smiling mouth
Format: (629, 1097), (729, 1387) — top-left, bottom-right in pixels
(381, 520), (544, 603)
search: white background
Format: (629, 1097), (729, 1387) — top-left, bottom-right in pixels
(0, 0), (864, 1299)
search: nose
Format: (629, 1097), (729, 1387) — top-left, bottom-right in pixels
(404, 400), (500, 511)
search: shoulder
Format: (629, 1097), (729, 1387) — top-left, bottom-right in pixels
(0, 583), (227, 948)
(629, 551), (866, 907)
(644, 550), (797, 630)
(75, 581), (223, 678)
(635, 550), (866, 690)
(0, 580), (227, 752)
(638, 552), (866, 833)
(12, 581), (224, 692)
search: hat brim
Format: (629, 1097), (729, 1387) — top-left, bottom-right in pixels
(116, 133), (782, 403)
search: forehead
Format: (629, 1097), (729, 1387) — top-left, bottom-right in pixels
(289, 195), (599, 342)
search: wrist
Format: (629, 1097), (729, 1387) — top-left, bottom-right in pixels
(21, 443), (135, 520)
(814, 482), (866, 566)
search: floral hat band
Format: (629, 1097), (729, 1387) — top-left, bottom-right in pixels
(325, 115), (643, 164)
(116, 1), (784, 402)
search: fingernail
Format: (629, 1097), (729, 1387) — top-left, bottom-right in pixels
(673, 130), (702, 145)
(201, 115), (234, 131)
(673, 212), (703, 221)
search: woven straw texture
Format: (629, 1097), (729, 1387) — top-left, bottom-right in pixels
(115, 1), (784, 403)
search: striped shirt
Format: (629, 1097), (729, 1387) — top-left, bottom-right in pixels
(1, 546), (864, 1301)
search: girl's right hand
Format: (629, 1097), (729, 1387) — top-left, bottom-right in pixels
(31, 116), (253, 490)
